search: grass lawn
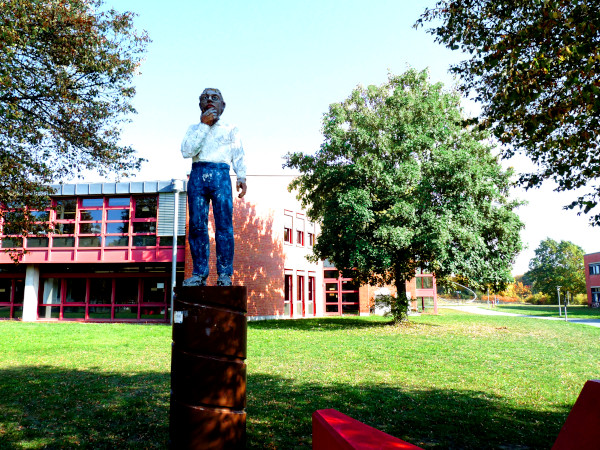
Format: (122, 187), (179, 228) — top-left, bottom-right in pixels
(1, 309), (599, 449)
(488, 304), (600, 319)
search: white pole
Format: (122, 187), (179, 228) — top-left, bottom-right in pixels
(557, 286), (562, 317)
(170, 179), (183, 325)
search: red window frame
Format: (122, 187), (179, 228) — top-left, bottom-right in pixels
(284, 273), (293, 316)
(37, 273), (169, 322)
(284, 212), (293, 245)
(297, 274), (305, 316)
(0, 275), (25, 320)
(324, 268), (359, 316)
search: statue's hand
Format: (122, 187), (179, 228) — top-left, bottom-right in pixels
(201, 108), (218, 126)
(236, 181), (247, 199)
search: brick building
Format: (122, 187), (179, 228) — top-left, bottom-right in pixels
(0, 175), (437, 322)
(584, 252), (600, 307)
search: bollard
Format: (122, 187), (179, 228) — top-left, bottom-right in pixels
(170, 286), (247, 449)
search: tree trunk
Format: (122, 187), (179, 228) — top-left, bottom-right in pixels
(393, 267), (409, 323)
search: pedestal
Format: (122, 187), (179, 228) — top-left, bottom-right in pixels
(170, 286), (247, 449)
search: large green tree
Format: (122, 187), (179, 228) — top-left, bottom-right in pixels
(417, 1), (600, 224)
(524, 238), (586, 298)
(285, 69), (523, 322)
(0, 0), (148, 241)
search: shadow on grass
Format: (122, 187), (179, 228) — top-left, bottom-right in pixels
(0, 365), (569, 449)
(249, 316), (398, 331)
(247, 373), (569, 450)
(0, 366), (170, 449)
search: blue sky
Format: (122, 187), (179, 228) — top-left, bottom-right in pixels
(100, 0), (600, 277)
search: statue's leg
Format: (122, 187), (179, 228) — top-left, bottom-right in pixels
(212, 166), (234, 285)
(187, 165), (210, 282)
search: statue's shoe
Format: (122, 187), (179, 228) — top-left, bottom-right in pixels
(182, 275), (207, 286)
(216, 274), (232, 286)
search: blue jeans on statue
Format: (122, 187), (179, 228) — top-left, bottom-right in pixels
(187, 162), (234, 278)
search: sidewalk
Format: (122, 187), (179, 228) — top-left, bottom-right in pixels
(446, 305), (600, 328)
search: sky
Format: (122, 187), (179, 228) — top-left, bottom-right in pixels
(95, 0), (600, 276)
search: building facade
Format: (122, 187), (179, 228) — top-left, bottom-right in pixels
(0, 180), (186, 322)
(0, 175), (437, 322)
(584, 252), (600, 307)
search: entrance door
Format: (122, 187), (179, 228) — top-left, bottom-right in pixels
(323, 269), (359, 315)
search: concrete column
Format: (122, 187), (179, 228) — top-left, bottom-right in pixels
(22, 264), (40, 322)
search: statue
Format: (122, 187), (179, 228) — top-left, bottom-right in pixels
(181, 88), (247, 286)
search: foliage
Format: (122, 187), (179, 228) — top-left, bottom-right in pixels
(499, 281), (532, 301)
(0, 0), (148, 246)
(524, 238), (586, 298)
(371, 293), (407, 320)
(526, 292), (552, 305)
(285, 69), (523, 322)
(417, 1), (600, 224)
(571, 293), (588, 305)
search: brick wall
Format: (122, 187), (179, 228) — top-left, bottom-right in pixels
(184, 175), (322, 318)
(584, 252), (600, 307)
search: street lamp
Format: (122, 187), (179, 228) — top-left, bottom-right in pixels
(557, 286), (562, 317)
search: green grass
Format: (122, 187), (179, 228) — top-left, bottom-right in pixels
(489, 304), (600, 319)
(1, 310), (599, 448)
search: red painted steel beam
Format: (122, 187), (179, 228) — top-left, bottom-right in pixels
(312, 409), (423, 450)
(553, 379), (600, 450)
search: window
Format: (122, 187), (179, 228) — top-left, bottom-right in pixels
(132, 196), (158, 247)
(590, 264), (600, 275)
(53, 198), (77, 248)
(1, 194), (165, 252)
(55, 198), (77, 220)
(77, 198), (103, 248)
(135, 196), (157, 219)
(416, 276), (433, 290)
(1, 237), (22, 248)
(159, 236), (185, 247)
(26, 237), (48, 248)
(105, 199), (130, 248)
(307, 275), (316, 316)
(38, 275), (169, 321)
(297, 275), (305, 316)
(284, 213), (293, 244)
(284, 273), (293, 316)
(592, 287), (600, 307)
(324, 266), (360, 315)
(307, 222), (315, 247)
(0, 278), (24, 319)
(296, 217), (305, 247)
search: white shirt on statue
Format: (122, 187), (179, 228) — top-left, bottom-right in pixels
(181, 122), (247, 182)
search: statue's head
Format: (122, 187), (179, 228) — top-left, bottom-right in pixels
(199, 88), (226, 119)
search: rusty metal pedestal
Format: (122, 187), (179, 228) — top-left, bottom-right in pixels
(170, 286), (247, 449)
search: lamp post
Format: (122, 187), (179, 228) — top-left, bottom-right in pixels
(557, 286), (562, 317)
(170, 178), (184, 325)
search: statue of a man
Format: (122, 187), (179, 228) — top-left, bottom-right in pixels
(181, 88), (247, 286)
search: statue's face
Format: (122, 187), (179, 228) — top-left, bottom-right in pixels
(199, 88), (225, 118)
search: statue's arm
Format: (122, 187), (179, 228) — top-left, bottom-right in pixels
(230, 127), (247, 198)
(181, 123), (211, 158)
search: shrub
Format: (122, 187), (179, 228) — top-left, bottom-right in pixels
(525, 293), (550, 305)
(373, 294), (408, 323)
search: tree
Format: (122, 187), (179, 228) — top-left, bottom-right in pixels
(416, 1), (600, 224)
(524, 238), (586, 298)
(285, 69), (523, 322)
(0, 0), (148, 243)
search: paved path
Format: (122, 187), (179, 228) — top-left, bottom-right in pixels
(446, 305), (600, 328)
